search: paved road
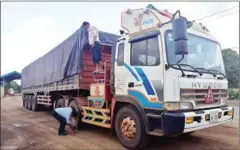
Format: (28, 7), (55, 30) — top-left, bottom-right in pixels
(1, 96), (239, 150)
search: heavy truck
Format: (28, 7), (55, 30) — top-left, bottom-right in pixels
(22, 4), (234, 149)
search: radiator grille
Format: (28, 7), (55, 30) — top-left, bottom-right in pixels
(180, 89), (228, 106)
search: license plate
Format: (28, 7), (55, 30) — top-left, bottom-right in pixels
(210, 111), (218, 123)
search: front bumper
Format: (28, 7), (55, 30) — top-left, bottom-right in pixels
(162, 106), (234, 135)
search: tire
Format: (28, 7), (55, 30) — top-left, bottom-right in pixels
(27, 95), (32, 110)
(31, 95), (39, 112)
(24, 96), (28, 108)
(115, 105), (150, 149)
(68, 99), (80, 112)
(68, 99), (84, 130)
(55, 98), (65, 108)
(22, 96), (25, 107)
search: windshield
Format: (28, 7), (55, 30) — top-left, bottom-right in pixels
(165, 30), (226, 75)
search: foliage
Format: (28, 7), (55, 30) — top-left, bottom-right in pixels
(228, 88), (240, 100)
(222, 49), (240, 88)
(7, 81), (20, 93)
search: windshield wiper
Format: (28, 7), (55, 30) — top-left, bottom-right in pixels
(168, 64), (186, 77)
(208, 69), (227, 78)
(168, 63), (202, 77)
(195, 67), (217, 77)
(177, 64), (203, 76)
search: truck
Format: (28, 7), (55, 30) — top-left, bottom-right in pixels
(21, 4), (234, 149)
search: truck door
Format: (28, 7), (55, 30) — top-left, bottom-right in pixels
(115, 31), (164, 109)
(128, 31), (164, 104)
(114, 39), (129, 95)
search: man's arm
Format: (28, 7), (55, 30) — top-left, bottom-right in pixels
(91, 27), (98, 48)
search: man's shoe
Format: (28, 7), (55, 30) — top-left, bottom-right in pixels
(58, 132), (68, 136)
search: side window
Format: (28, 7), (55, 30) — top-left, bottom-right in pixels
(131, 36), (160, 66)
(131, 40), (147, 66)
(117, 43), (124, 66)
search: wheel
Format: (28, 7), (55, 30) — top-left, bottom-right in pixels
(24, 96), (28, 108)
(27, 95), (32, 110)
(22, 96), (25, 107)
(115, 105), (150, 149)
(68, 99), (80, 112)
(31, 95), (39, 112)
(55, 98), (65, 108)
(68, 99), (85, 130)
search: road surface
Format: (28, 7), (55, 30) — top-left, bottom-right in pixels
(1, 96), (239, 150)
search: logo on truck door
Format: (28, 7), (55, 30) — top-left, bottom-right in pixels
(204, 86), (215, 104)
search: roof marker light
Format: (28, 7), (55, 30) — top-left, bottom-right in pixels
(126, 9), (132, 14)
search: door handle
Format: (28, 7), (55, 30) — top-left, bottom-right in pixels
(128, 82), (134, 88)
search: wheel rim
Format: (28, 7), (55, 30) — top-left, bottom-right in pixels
(120, 115), (137, 140)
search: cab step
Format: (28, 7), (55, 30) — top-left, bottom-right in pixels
(149, 129), (163, 136)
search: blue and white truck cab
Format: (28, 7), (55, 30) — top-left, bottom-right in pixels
(112, 4), (234, 149)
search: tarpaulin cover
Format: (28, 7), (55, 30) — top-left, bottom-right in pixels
(21, 27), (120, 88)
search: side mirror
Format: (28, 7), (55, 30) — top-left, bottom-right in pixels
(172, 11), (189, 55)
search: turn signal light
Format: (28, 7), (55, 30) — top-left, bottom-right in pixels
(150, 97), (157, 102)
(228, 110), (232, 116)
(186, 117), (193, 124)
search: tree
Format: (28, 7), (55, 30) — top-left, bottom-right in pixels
(222, 49), (240, 88)
(7, 81), (19, 92)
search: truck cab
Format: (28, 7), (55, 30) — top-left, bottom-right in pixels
(111, 4), (233, 149)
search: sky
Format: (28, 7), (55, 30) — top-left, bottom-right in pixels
(1, 2), (239, 76)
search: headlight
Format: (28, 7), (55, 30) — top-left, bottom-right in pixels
(164, 102), (193, 111)
(180, 102), (193, 110)
(164, 102), (179, 111)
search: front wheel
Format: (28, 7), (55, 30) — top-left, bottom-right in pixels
(115, 105), (150, 149)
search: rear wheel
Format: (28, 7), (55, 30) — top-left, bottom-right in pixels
(55, 98), (65, 108)
(68, 99), (84, 130)
(31, 96), (39, 111)
(115, 105), (150, 149)
(22, 97), (25, 107)
(69, 99), (79, 112)
(27, 96), (32, 110)
(24, 96), (28, 108)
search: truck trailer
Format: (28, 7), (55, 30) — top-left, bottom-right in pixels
(22, 4), (234, 149)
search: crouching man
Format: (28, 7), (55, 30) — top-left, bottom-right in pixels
(52, 106), (78, 136)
